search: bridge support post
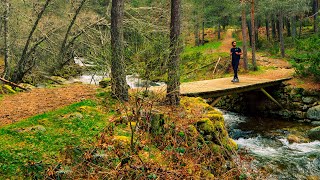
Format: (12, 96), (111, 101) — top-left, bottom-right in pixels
(210, 97), (222, 107)
(260, 88), (283, 109)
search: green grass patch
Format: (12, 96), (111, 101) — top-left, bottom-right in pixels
(183, 41), (222, 55)
(0, 99), (113, 178)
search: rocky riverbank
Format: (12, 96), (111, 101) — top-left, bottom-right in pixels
(216, 83), (320, 125)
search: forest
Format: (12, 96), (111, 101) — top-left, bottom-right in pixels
(0, 0), (319, 179)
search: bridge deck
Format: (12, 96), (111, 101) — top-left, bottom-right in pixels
(132, 77), (291, 98)
(180, 77), (291, 98)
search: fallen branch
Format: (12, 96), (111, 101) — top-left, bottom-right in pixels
(212, 57), (222, 75)
(0, 77), (28, 91)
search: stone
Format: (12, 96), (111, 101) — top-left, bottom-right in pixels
(16, 125), (46, 133)
(278, 110), (292, 119)
(290, 102), (303, 110)
(311, 121), (320, 126)
(307, 126), (320, 140)
(302, 97), (317, 104)
(307, 105), (320, 120)
(18, 83), (36, 90)
(69, 112), (84, 119)
(292, 111), (306, 119)
(303, 105), (310, 111)
(50, 76), (68, 84)
(287, 134), (301, 143)
(99, 78), (111, 88)
(302, 89), (319, 96)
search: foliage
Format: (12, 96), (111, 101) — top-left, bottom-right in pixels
(290, 34), (320, 81)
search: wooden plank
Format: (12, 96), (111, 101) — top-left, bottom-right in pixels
(260, 88), (284, 109)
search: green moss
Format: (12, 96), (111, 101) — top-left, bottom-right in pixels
(206, 113), (224, 122)
(0, 100), (112, 178)
(3, 85), (16, 94)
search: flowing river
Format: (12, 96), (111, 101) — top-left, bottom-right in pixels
(222, 110), (320, 179)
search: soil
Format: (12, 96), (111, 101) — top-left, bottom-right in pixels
(0, 84), (97, 127)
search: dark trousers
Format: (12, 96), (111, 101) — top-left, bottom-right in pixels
(232, 59), (239, 79)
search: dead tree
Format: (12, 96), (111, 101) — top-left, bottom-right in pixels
(10, 0), (52, 83)
(56, 0), (87, 72)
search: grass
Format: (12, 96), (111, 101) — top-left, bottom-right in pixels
(180, 41), (230, 82)
(0, 98), (113, 178)
(183, 41), (222, 55)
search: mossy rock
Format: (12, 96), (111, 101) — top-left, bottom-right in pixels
(112, 136), (130, 148)
(188, 125), (199, 137)
(16, 125), (46, 133)
(307, 126), (320, 140)
(209, 143), (222, 153)
(63, 112), (84, 119)
(50, 76), (68, 84)
(3, 85), (16, 94)
(206, 113), (224, 122)
(18, 83), (36, 90)
(99, 78), (111, 88)
(77, 106), (99, 114)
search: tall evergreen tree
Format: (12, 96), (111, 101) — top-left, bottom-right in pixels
(166, 0), (181, 105)
(111, 0), (128, 101)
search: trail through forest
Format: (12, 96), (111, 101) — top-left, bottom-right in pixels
(0, 84), (97, 127)
(0, 29), (317, 127)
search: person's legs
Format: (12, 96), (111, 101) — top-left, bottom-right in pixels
(232, 59), (239, 82)
(234, 60), (239, 79)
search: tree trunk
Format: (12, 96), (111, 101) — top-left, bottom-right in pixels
(247, 20), (252, 46)
(299, 17), (302, 38)
(279, 12), (285, 58)
(266, 18), (270, 41)
(218, 22), (221, 40)
(313, 0), (318, 33)
(57, 0), (86, 71)
(166, 0), (181, 106)
(241, 2), (248, 71)
(286, 18), (291, 37)
(291, 16), (297, 38)
(255, 18), (259, 49)
(111, 0), (128, 101)
(194, 23), (200, 46)
(271, 15), (276, 40)
(250, 0), (257, 71)
(11, 0), (52, 83)
(276, 18), (280, 41)
(202, 21), (205, 45)
(3, 0), (10, 79)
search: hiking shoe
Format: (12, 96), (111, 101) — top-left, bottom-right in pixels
(234, 78), (239, 83)
(231, 78), (235, 82)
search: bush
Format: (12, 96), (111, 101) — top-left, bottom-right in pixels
(291, 34), (320, 81)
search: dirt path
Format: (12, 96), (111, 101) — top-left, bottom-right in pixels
(0, 84), (97, 127)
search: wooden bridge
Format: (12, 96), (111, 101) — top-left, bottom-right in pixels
(142, 77), (291, 108)
(179, 77), (291, 107)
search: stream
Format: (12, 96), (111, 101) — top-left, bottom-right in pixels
(222, 110), (320, 179)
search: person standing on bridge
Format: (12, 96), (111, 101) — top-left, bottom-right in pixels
(230, 41), (242, 83)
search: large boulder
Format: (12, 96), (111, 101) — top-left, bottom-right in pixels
(307, 105), (320, 121)
(50, 76), (68, 84)
(307, 126), (320, 140)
